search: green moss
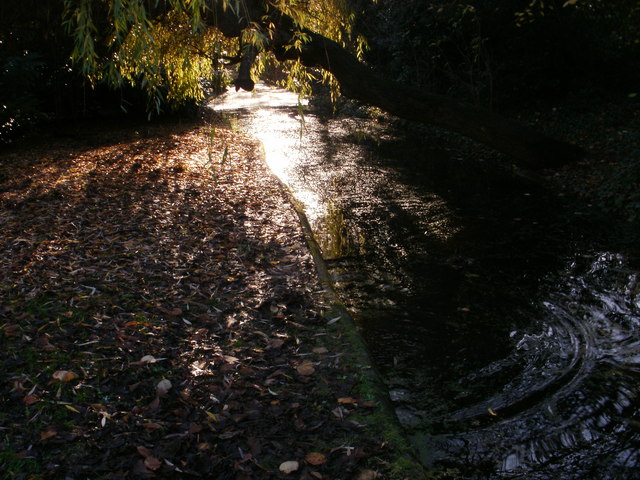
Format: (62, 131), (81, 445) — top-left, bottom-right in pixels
(0, 434), (44, 478)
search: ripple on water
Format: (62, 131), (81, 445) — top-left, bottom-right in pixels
(411, 252), (640, 479)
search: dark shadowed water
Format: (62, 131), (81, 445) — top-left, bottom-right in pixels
(210, 85), (640, 479)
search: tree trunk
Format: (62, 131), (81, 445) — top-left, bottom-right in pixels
(206, 0), (584, 170)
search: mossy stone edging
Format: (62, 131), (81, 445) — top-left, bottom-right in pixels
(258, 148), (428, 479)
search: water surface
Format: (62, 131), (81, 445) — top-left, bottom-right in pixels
(210, 85), (640, 479)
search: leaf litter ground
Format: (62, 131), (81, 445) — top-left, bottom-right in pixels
(0, 121), (412, 480)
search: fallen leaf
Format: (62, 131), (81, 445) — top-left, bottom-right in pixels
(326, 316), (341, 325)
(204, 410), (219, 421)
(12, 379), (28, 392)
(296, 362), (315, 376)
(331, 406), (349, 419)
(23, 394), (40, 406)
(488, 407), (498, 416)
(268, 338), (285, 349)
(312, 346), (328, 354)
(52, 370), (79, 382)
(40, 429), (57, 441)
(144, 456), (162, 471)
(279, 460), (299, 474)
(65, 404), (80, 413)
(337, 397), (357, 405)
(356, 470), (379, 480)
(147, 396), (160, 410)
(156, 379), (172, 395)
(137, 355), (158, 364)
(35, 336), (56, 351)
(3, 324), (20, 337)
(305, 452), (326, 466)
(137, 445), (153, 458)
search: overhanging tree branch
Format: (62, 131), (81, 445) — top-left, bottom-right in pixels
(202, 0), (583, 170)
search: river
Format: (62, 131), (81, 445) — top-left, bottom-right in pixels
(210, 84), (640, 479)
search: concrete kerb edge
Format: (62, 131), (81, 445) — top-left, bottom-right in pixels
(257, 144), (428, 479)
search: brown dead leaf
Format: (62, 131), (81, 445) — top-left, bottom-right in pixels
(268, 338), (285, 349)
(312, 346), (328, 354)
(40, 429), (57, 441)
(144, 456), (162, 471)
(3, 324), (20, 337)
(136, 445), (153, 458)
(147, 396), (160, 410)
(12, 379), (28, 392)
(52, 370), (79, 382)
(188, 424), (203, 434)
(337, 397), (357, 405)
(304, 452), (326, 466)
(296, 362), (315, 376)
(23, 394), (40, 406)
(35, 336), (56, 351)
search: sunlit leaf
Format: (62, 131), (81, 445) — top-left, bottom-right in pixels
(326, 316), (341, 325)
(40, 429), (58, 441)
(156, 379), (172, 395)
(296, 362), (315, 376)
(279, 460), (299, 474)
(305, 452), (326, 465)
(52, 370), (79, 382)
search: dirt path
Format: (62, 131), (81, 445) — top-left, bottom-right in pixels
(0, 121), (421, 480)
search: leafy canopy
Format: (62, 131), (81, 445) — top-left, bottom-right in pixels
(63, 0), (366, 110)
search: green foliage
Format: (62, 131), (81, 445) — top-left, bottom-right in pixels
(63, 0), (236, 113)
(61, 0), (365, 110)
(0, 436), (42, 479)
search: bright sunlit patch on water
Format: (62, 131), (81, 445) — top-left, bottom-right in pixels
(210, 85), (325, 222)
(211, 83), (308, 112)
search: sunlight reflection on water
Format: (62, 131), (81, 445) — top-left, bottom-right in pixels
(210, 85), (325, 222)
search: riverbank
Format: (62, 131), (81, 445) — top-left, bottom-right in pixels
(0, 120), (423, 479)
